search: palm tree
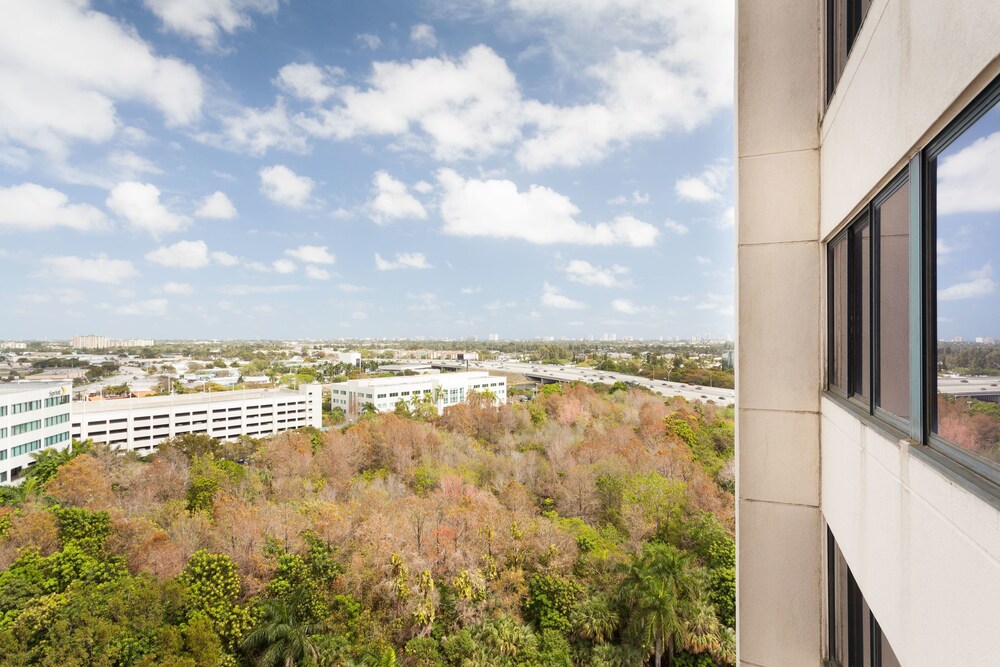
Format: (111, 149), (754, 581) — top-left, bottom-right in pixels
(572, 594), (620, 644)
(621, 544), (701, 667)
(683, 598), (723, 657)
(242, 596), (324, 667)
(361, 402), (377, 417)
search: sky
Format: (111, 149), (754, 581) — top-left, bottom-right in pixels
(0, 0), (736, 341)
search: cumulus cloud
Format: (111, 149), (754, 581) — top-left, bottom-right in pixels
(305, 265), (332, 280)
(564, 260), (632, 287)
(204, 99), (310, 155)
(108, 151), (163, 178)
(663, 219), (689, 234)
(366, 170), (427, 224)
(162, 281), (193, 294)
(115, 298), (168, 316)
(410, 23), (437, 49)
(610, 298), (650, 314)
(542, 283), (586, 309)
(272, 258), (296, 273)
(39, 254), (137, 284)
(145, 240), (211, 268)
(275, 62), (339, 103)
(461, 286), (483, 294)
(939, 263), (997, 301)
(357, 33), (381, 50)
(937, 131), (1000, 215)
(143, 0), (281, 50)
(0, 183), (107, 232)
(675, 160), (730, 202)
(195, 191), (238, 219)
(374, 252), (432, 270)
(259, 164), (315, 208)
(438, 169), (659, 246)
(297, 46), (522, 161)
(286, 245), (335, 264)
(211, 251), (239, 266)
(106, 182), (190, 237)
(0, 0), (202, 155)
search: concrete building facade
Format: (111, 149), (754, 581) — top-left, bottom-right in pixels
(0, 382), (73, 484)
(71, 384), (322, 452)
(330, 371), (506, 419)
(736, 1), (1000, 666)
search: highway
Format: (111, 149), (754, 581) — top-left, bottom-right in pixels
(431, 360), (736, 405)
(938, 375), (1000, 401)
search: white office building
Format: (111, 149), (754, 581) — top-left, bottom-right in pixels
(330, 371), (506, 419)
(0, 382), (73, 484)
(70, 384), (322, 453)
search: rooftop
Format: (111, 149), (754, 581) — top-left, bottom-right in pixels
(71, 387), (311, 413)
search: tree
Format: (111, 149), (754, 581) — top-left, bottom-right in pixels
(361, 402), (378, 417)
(242, 594), (324, 667)
(621, 544), (702, 667)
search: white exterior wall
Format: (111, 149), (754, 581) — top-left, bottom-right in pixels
(818, 2), (1000, 665)
(70, 384), (322, 452)
(330, 371), (507, 418)
(0, 383), (73, 484)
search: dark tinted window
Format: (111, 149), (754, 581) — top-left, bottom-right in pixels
(851, 222), (871, 399)
(830, 237), (849, 393)
(876, 180), (910, 420)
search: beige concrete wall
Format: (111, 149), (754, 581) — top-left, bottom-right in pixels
(822, 399), (1000, 666)
(735, 1), (824, 664)
(820, 0), (1000, 239)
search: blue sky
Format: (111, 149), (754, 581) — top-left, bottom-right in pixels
(0, 0), (735, 340)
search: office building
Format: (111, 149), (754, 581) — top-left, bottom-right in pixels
(0, 382), (72, 484)
(0, 342), (28, 350)
(330, 371), (506, 419)
(73, 335), (110, 349)
(736, 1), (999, 665)
(71, 384), (322, 453)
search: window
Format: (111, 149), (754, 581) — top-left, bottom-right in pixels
(828, 75), (1000, 488)
(927, 83), (1000, 471)
(826, 0), (873, 103)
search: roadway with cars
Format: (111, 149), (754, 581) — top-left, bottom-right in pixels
(433, 360), (736, 405)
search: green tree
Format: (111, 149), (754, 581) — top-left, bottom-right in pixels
(242, 594), (324, 667)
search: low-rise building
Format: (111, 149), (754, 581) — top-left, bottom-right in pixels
(330, 371), (506, 418)
(70, 384), (322, 453)
(0, 382), (73, 484)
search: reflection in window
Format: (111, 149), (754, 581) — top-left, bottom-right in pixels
(851, 222), (871, 399)
(830, 237), (849, 393)
(876, 180), (910, 420)
(932, 101), (1000, 468)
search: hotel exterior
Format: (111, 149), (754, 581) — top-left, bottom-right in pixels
(736, 1), (999, 666)
(70, 384), (322, 453)
(330, 371), (507, 419)
(0, 382), (73, 484)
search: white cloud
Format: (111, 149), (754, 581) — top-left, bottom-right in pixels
(145, 240), (210, 268)
(205, 99), (310, 155)
(542, 282), (586, 309)
(939, 263), (997, 301)
(259, 164), (315, 208)
(351, 311), (368, 320)
(305, 265), (331, 280)
(410, 24), (437, 49)
(695, 255), (711, 265)
(357, 33), (381, 50)
(195, 191), (238, 219)
(272, 258), (296, 273)
(106, 182), (190, 237)
(366, 170), (428, 224)
(220, 284), (301, 295)
(461, 286), (483, 294)
(297, 46), (522, 161)
(937, 131), (1000, 215)
(717, 206), (735, 228)
(108, 151), (162, 178)
(335, 283), (368, 293)
(211, 251), (239, 266)
(694, 292), (735, 316)
(0, 183), (107, 232)
(413, 180), (434, 194)
(663, 219), (689, 234)
(611, 298), (649, 314)
(286, 245), (335, 264)
(374, 252), (432, 270)
(162, 281), (193, 294)
(115, 298), (168, 316)
(39, 254), (137, 284)
(632, 190), (650, 204)
(564, 259), (631, 287)
(143, 0), (280, 50)
(485, 300), (517, 311)
(607, 195), (627, 205)
(438, 169), (659, 246)
(0, 0), (202, 155)
(675, 160), (730, 202)
(275, 62), (338, 103)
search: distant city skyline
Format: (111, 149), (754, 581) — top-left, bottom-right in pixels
(0, 1), (735, 339)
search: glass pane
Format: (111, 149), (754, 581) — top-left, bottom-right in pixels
(851, 223), (871, 399)
(877, 181), (910, 419)
(830, 238), (849, 392)
(934, 101), (1000, 467)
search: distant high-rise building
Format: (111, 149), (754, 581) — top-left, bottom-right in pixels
(488, 333), (499, 342)
(72, 335), (109, 349)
